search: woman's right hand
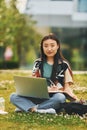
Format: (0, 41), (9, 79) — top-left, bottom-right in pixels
(48, 86), (62, 93)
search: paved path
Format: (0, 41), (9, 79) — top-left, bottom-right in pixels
(0, 70), (87, 74)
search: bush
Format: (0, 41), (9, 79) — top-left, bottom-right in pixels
(0, 61), (19, 69)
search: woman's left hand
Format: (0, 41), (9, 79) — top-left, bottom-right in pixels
(63, 83), (79, 100)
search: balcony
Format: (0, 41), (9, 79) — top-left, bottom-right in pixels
(18, 0), (87, 27)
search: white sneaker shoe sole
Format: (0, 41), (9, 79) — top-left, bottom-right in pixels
(36, 108), (56, 114)
(15, 108), (22, 112)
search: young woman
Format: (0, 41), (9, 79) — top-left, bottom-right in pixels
(10, 33), (78, 114)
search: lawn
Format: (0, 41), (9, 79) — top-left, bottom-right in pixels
(0, 70), (87, 130)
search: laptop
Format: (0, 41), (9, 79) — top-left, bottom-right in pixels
(14, 76), (49, 99)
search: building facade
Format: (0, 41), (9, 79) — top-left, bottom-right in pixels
(22, 0), (87, 27)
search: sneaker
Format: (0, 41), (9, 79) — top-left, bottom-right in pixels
(35, 108), (56, 114)
(15, 108), (22, 113)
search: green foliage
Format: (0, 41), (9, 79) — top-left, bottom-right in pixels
(26, 47), (37, 64)
(0, 61), (19, 69)
(0, 0), (42, 66)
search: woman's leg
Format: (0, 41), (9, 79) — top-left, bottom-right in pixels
(37, 93), (66, 110)
(10, 93), (37, 112)
(10, 93), (66, 113)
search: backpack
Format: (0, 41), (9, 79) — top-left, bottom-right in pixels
(60, 101), (87, 116)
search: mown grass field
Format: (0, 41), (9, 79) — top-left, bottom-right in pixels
(0, 70), (87, 130)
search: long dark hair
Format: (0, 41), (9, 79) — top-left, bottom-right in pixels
(40, 33), (72, 82)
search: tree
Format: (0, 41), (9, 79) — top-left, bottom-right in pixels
(0, 0), (41, 67)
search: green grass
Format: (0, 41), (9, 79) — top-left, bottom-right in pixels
(0, 70), (87, 130)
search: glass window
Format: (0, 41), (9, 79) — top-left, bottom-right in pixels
(78, 0), (87, 12)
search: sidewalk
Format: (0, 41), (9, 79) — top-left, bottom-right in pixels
(0, 70), (87, 74)
(73, 71), (87, 74)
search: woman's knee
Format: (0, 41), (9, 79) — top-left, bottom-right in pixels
(53, 93), (66, 103)
(10, 93), (18, 104)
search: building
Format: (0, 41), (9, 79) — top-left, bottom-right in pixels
(17, 0), (87, 70)
(21, 0), (87, 28)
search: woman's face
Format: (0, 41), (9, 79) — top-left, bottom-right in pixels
(43, 39), (59, 58)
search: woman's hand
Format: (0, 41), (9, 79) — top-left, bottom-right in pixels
(63, 83), (79, 100)
(48, 85), (62, 93)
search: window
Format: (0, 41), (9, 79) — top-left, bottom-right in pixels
(78, 0), (87, 12)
